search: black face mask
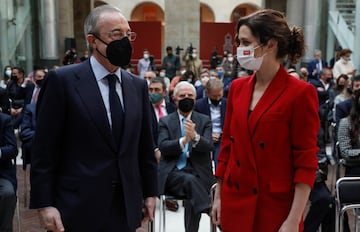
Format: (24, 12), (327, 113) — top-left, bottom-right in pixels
(210, 98), (221, 106)
(178, 98), (194, 113)
(11, 75), (18, 81)
(353, 89), (360, 98)
(325, 78), (332, 83)
(94, 35), (132, 67)
(35, 79), (44, 87)
(337, 84), (345, 91)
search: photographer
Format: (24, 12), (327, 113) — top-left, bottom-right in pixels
(182, 43), (203, 80)
(62, 48), (79, 65)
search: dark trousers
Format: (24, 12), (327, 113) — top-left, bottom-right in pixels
(99, 184), (133, 232)
(0, 178), (16, 232)
(165, 165), (210, 232)
(304, 181), (335, 232)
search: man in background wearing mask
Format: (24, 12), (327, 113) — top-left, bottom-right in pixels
(162, 46), (180, 80)
(309, 67), (334, 157)
(182, 46), (203, 80)
(6, 67), (26, 128)
(18, 68), (46, 170)
(195, 78), (227, 169)
(137, 49), (154, 79)
(158, 81), (216, 232)
(29, 5), (158, 232)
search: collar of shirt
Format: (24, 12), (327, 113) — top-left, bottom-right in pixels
(177, 110), (192, 122)
(207, 97), (222, 106)
(90, 56), (122, 83)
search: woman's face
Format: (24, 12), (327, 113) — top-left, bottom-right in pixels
(238, 25), (264, 58)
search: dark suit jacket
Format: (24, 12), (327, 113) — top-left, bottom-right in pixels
(158, 111), (215, 194)
(19, 103), (36, 169)
(194, 97), (227, 131)
(151, 101), (176, 149)
(0, 113), (18, 190)
(307, 59), (328, 79)
(335, 97), (354, 128)
(30, 60), (158, 231)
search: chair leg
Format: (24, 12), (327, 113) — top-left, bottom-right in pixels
(23, 169), (27, 208)
(16, 193), (21, 232)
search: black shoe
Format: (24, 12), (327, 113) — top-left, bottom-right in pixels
(165, 199), (179, 212)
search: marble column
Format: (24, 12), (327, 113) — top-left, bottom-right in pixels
(39, 0), (59, 67)
(164, 0), (200, 62)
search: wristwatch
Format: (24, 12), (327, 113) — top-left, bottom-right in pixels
(193, 133), (200, 143)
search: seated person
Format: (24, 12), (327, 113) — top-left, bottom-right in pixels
(19, 103), (36, 170)
(0, 112), (18, 231)
(195, 78), (227, 169)
(158, 81), (216, 232)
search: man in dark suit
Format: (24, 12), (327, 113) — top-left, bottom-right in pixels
(158, 81), (216, 232)
(0, 112), (18, 232)
(148, 77), (176, 163)
(22, 68), (46, 105)
(30, 5), (158, 232)
(307, 49), (328, 80)
(19, 103), (36, 170)
(195, 78), (227, 169)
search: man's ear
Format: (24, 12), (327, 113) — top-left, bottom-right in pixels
(87, 34), (96, 49)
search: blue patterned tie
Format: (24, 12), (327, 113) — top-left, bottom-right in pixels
(176, 118), (188, 169)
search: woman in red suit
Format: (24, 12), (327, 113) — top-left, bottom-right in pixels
(211, 9), (320, 232)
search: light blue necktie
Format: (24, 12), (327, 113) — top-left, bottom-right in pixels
(176, 118), (188, 169)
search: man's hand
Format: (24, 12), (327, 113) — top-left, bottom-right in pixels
(38, 206), (65, 232)
(184, 119), (196, 142)
(142, 197), (156, 224)
(212, 133), (221, 143)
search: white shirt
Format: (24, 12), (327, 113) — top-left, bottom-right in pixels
(90, 56), (124, 126)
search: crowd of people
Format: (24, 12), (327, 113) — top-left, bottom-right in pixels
(0, 4), (359, 232)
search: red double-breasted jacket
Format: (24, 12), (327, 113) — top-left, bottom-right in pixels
(215, 66), (319, 232)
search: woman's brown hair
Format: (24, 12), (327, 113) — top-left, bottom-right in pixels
(235, 9), (305, 64)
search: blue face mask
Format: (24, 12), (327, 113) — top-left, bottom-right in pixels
(149, 93), (163, 104)
(217, 71), (224, 77)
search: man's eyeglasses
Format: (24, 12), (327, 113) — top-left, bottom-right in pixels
(97, 30), (137, 41)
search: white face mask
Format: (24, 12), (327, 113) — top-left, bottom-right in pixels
(228, 56), (234, 62)
(5, 70), (11, 77)
(159, 72), (166, 78)
(192, 53), (197, 59)
(236, 45), (265, 71)
(144, 54), (149, 59)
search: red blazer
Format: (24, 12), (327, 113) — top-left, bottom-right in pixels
(215, 66), (319, 232)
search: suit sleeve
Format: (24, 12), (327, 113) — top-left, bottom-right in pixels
(30, 70), (66, 208)
(291, 84), (319, 187)
(0, 114), (18, 160)
(158, 117), (183, 159)
(138, 81), (158, 197)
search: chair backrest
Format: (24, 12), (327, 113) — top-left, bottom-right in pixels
(336, 177), (360, 205)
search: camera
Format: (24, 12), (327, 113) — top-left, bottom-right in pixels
(188, 43), (194, 55)
(175, 46), (184, 55)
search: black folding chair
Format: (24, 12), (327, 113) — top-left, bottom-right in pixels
(335, 177), (360, 232)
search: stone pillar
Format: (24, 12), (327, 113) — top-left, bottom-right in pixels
(164, 0), (200, 63)
(326, 0), (336, 65)
(286, 0), (304, 26)
(354, 0), (360, 70)
(39, 0), (59, 67)
(303, 0), (321, 62)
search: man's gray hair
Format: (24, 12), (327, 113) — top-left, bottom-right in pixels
(83, 5), (122, 52)
(173, 81), (196, 98)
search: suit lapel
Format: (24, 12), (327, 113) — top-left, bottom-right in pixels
(248, 67), (288, 137)
(73, 61), (115, 150)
